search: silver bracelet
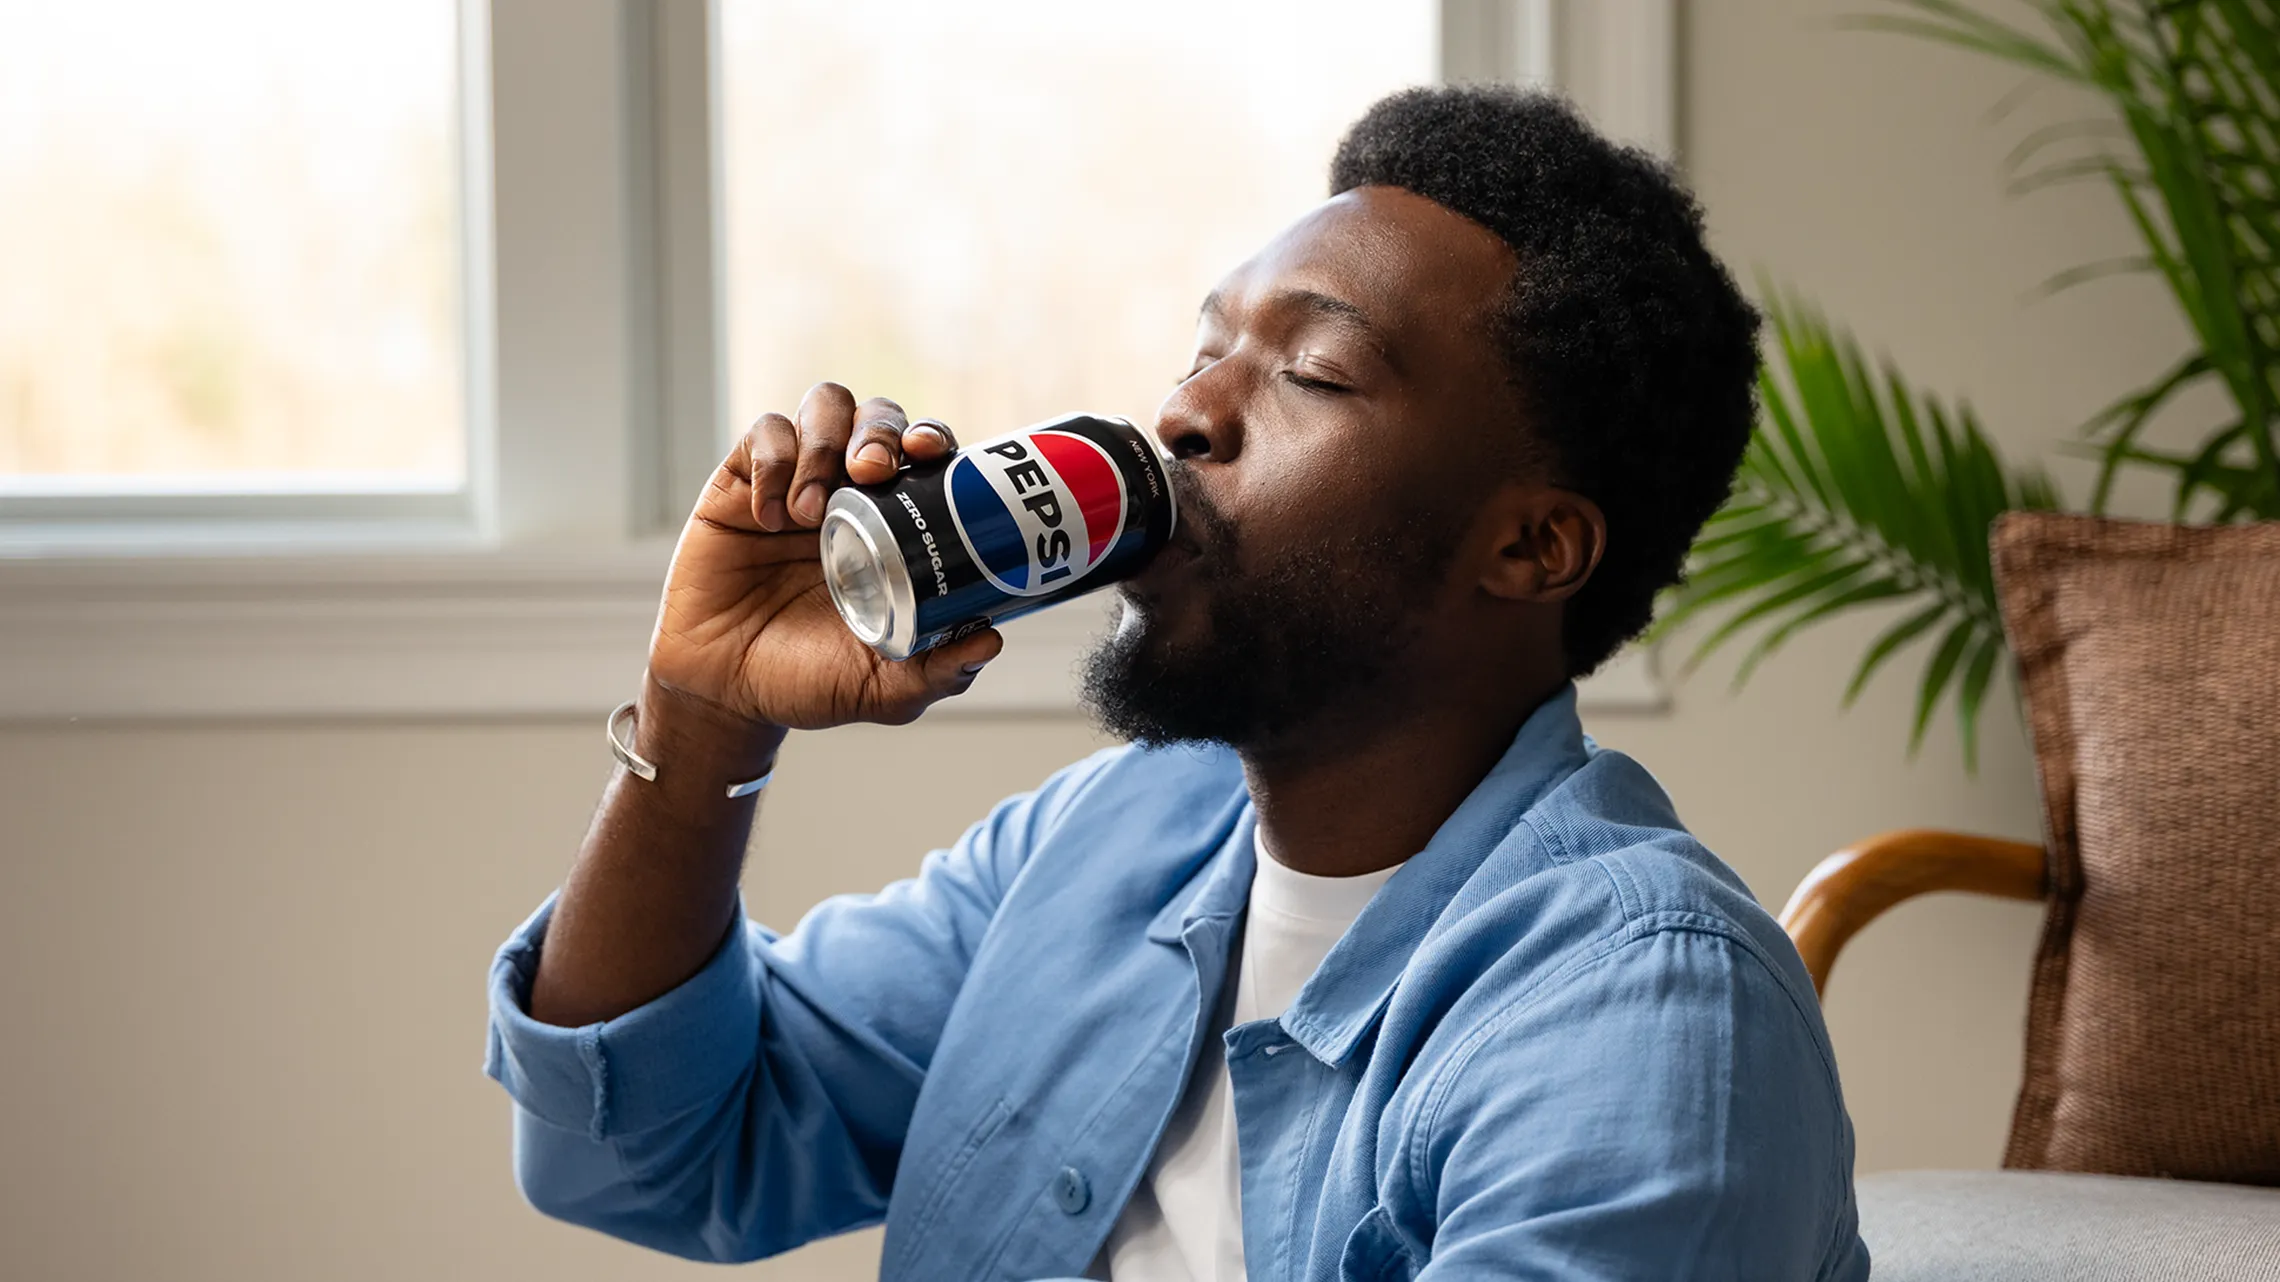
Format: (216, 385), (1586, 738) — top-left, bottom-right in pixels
(607, 699), (775, 799)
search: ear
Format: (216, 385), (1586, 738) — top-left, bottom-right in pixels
(1477, 483), (1606, 604)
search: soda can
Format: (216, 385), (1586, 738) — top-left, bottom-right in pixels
(819, 413), (1178, 660)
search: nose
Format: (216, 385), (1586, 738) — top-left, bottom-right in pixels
(1152, 365), (1243, 464)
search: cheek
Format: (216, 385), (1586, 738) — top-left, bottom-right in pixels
(1252, 414), (1440, 526)
(1207, 370), (1440, 557)
(1216, 462), (1378, 582)
(1228, 431), (1342, 514)
(1236, 390), (1380, 492)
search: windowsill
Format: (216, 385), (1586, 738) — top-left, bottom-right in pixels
(0, 548), (1668, 722)
(0, 543), (667, 721)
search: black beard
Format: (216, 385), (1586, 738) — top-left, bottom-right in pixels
(1078, 471), (1466, 753)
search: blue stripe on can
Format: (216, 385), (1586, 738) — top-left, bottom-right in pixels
(948, 455), (1031, 591)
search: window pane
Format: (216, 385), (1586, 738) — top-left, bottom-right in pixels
(721, 0), (1435, 438)
(0, 1), (465, 493)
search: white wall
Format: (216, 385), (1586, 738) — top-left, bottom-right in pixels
(0, 3), (2198, 1278)
(0, 718), (1109, 1281)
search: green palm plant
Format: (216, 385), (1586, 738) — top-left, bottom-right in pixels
(1657, 0), (2278, 768)
(1659, 296), (2059, 770)
(1859, 0), (2280, 521)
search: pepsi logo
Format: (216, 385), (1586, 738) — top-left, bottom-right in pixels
(947, 429), (1128, 597)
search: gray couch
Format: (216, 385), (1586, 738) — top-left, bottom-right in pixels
(1859, 1170), (2280, 1280)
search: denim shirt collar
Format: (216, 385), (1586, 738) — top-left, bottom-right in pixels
(1147, 684), (1592, 1064)
(1144, 797), (1257, 946)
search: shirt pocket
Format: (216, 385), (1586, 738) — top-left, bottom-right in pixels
(889, 1096), (1013, 1278)
(1339, 1203), (1419, 1282)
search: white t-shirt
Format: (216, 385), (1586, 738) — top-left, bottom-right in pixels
(1094, 831), (1400, 1281)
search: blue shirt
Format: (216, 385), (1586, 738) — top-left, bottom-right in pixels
(486, 687), (1870, 1280)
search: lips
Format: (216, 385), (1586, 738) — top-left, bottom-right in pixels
(1132, 463), (1219, 597)
(1128, 534), (1202, 599)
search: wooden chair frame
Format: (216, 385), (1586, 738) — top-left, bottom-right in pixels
(1778, 829), (2048, 995)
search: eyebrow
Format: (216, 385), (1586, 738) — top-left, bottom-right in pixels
(1198, 287), (1393, 360)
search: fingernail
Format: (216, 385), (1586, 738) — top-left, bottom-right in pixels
(959, 660), (989, 676)
(760, 498), (787, 531)
(855, 441), (895, 470)
(909, 421), (947, 444)
(792, 484), (825, 524)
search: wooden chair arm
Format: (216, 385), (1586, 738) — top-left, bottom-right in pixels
(1778, 829), (2047, 996)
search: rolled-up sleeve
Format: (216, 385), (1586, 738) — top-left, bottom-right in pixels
(482, 747), (1121, 1263)
(486, 892), (763, 1141)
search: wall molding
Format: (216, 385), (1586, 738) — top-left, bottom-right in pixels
(1580, 0), (1679, 161)
(1440, 0), (1678, 162)
(0, 552), (1663, 722)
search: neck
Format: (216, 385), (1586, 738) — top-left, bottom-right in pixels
(1242, 667), (1568, 879)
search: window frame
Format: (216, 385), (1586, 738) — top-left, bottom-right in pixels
(0, 0), (1672, 721)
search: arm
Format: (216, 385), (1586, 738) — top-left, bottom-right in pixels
(486, 383), (1011, 1259)
(1388, 928), (1865, 1281)
(530, 383), (1000, 1030)
(524, 679), (782, 1030)
(486, 755), (1110, 1262)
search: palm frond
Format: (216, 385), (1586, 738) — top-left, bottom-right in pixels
(1871, 0), (2280, 520)
(1658, 293), (2059, 770)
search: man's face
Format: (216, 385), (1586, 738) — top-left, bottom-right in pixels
(1082, 185), (1527, 750)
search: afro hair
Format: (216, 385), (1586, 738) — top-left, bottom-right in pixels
(1331, 85), (1761, 675)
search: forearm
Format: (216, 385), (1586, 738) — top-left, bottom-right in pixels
(528, 675), (789, 1028)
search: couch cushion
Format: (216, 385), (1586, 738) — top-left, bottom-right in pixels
(1992, 514), (2280, 1182)
(1859, 1170), (2280, 1281)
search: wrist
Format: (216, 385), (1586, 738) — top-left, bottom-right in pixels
(633, 674), (787, 790)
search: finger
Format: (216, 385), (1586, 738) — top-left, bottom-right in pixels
(745, 413), (799, 532)
(903, 417), (957, 463)
(845, 397), (909, 487)
(688, 424), (759, 531)
(864, 627), (1004, 723)
(789, 382), (859, 527)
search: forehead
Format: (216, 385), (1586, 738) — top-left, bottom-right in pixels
(1211, 186), (1516, 339)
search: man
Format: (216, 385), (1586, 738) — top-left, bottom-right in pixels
(486, 86), (1869, 1280)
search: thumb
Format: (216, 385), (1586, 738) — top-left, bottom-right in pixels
(916, 627), (1005, 702)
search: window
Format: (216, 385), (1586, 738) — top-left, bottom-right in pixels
(720, 0), (1437, 435)
(0, 0), (1669, 719)
(0, 0), (471, 513)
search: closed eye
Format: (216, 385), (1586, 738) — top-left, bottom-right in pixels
(1282, 370), (1351, 395)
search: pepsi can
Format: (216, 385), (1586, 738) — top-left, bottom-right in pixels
(819, 413), (1178, 660)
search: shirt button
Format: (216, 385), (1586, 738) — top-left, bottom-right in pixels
(1052, 1166), (1091, 1215)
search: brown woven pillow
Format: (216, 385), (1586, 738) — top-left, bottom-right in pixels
(1992, 513), (2280, 1184)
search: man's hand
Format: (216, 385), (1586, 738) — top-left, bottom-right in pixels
(648, 381), (1003, 733)
(529, 382), (1002, 1030)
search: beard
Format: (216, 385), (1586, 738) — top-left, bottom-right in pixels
(1079, 466), (1469, 752)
